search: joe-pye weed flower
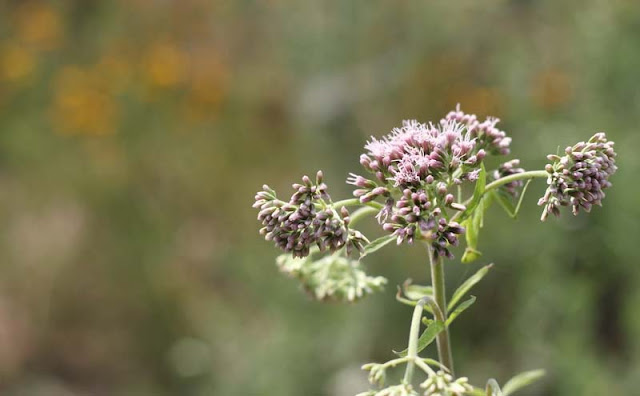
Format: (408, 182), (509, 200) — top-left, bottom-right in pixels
(253, 105), (617, 395)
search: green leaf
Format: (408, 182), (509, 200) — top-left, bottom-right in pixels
(461, 193), (493, 264)
(448, 264), (493, 311)
(493, 190), (516, 218)
(502, 369), (545, 396)
(462, 217), (478, 249)
(361, 234), (396, 257)
(403, 284), (434, 301)
(445, 296), (476, 326)
(394, 320), (445, 357)
(492, 178), (532, 219)
(512, 179), (532, 219)
(486, 379), (503, 396)
(458, 164), (486, 222)
(396, 284), (434, 314)
(461, 247), (482, 264)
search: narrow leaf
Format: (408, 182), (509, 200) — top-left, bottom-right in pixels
(445, 296), (476, 326)
(396, 283), (433, 314)
(493, 190), (516, 218)
(462, 217), (478, 250)
(404, 284), (434, 301)
(394, 320), (445, 357)
(492, 178), (532, 220)
(461, 247), (482, 264)
(361, 234), (396, 257)
(511, 179), (532, 219)
(461, 210), (480, 264)
(448, 264), (493, 311)
(486, 379), (503, 396)
(395, 289), (417, 307)
(461, 194), (493, 264)
(458, 164), (486, 222)
(502, 369), (545, 396)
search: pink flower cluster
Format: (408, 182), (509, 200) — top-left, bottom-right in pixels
(349, 106), (512, 259)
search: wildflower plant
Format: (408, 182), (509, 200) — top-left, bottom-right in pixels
(253, 105), (617, 395)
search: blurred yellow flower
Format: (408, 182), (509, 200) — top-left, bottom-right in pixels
(13, 2), (63, 50)
(51, 66), (118, 136)
(95, 52), (134, 94)
(143, 41), (187, 88)
(0, 42), (36, 82)
(182, 52), (228, 122)
(446, 86), (502, 117)
(532, 69), (573, 110)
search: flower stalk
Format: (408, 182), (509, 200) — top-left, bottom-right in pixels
(403, 297), (427, 384)
(484, 170), (548, 193)
(428, 244), (454, 376)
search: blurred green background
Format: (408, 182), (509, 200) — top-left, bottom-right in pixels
(0, 1), (638, 395)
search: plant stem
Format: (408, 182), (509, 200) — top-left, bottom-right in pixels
(484, 170), (548, 193)
(331, 198), (384, 210)
(402, 298), (426, 384)
(347, 206), (379, 226)
(450, 170), (548, 223)
(428, 244), (454, 375)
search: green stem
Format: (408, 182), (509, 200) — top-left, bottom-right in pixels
(402, 298), (426, 384)
(331, 198), (384, 210)
(428, 244), (454, 375)
(347, 206), (379, 226)
(484, 170), (548, 193)
(451, 170), (548, 223)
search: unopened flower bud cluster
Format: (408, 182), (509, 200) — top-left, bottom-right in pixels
(493, 159), (525, 197)
(276, 253), (387, 302)
(420, 371), (472, 396)
(539, 133), (617, 221)
(254, 171), (367, 258)
(349, 106), (511, 258)
(356, 384), (418, 396)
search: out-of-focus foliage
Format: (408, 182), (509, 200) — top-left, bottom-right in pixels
(0, 1), (638, 395)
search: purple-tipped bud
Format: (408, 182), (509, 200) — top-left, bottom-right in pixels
(444, 194), (454, 205)
(539, 133), (616, 221)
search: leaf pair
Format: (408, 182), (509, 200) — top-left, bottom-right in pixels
(492, 179), (532, 219)
(461, 168), (533, 264)
(393, 263), (493, 357)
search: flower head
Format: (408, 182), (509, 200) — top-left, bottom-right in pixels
(277, 254), (386, 302)
(254, 171), (368, 257)
(442, 104), (511, 155)
(349, 106), (510, 258)
(538, 133), (617, 221)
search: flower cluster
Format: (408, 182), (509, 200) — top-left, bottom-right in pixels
(356, 384), (418, 396)
(357, 119), (485, 188)
(442, 104), (511, 155)
(276, 253), (387, 302)
(538, 133), (617, 221)
(493, 159), (525, 197)
(420, 371), (473, 396)
(254, 171), (368, 258)
(349, 106), (511, 259)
